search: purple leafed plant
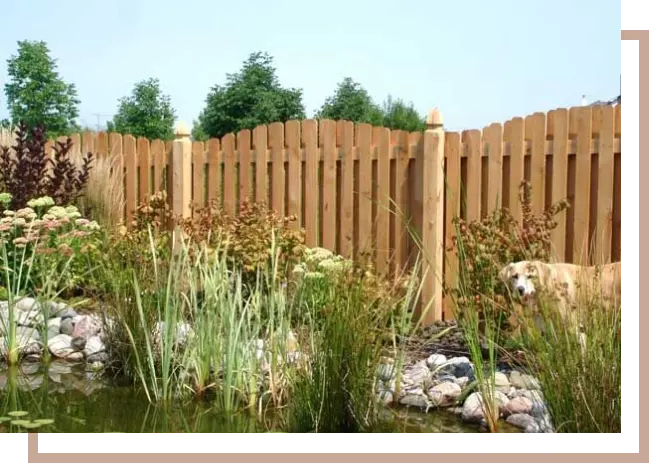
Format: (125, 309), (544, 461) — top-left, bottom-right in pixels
(0, 121), (94, 210)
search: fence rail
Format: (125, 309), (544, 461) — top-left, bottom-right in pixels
(0, 104), (622, 324)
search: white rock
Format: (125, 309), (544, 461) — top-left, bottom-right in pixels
(399, 392), (430, 410)
(83, 335), (106, 357)
(48, 334), (84, 360)
(428, 381), (461, 407)
(509, 370), (541, 390)
(461, 391), (509, 423)
(426, 353), (447, 370)
(506, 413), (540, 432)
(47, 317), (62, 330)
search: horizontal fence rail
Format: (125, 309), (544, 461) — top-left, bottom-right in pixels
(0, 103), (622, 325)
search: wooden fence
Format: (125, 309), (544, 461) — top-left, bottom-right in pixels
(0, 104), (622, 324)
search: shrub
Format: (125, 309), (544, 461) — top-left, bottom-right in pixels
(0, 195), (102, 295)
(448, 180), (569, 335)
(0, 122), (93, 212)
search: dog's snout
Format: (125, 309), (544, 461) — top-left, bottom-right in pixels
(516, 285), (526, 296)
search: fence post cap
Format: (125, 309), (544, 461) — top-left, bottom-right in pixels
(174, 121), (190, 138)
(426, 108), (443, 128)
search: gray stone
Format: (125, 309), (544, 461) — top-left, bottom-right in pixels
(506, 413), (540, 433)
(426, 353), (447, 371)
(503, 396), (534, 416)
(428, 381), (461, 407)
(512, 389), (546, 416)
(376, 362), (396, 381)
(402, 361), (431, 387)
(86, 351), (109, 363)
(48, 334), (84, 360)
(399, 392), (430, 410)
(58, 307), (78, 320)
(72, 315), (101, 340)
(71, 336), (86, 351)
(47, 317), (62, 331)
(447, 356), (474, 378)
(461, 391), (509, 424)
(14, 297), (40, 313)
(83, 335), (105, 357)
(509, 370), (541, 390)
(47, 328), (60, 340)
(16, 326), (40, 343)
(60, 318), (74, 336)
(454, 376), (470, 389)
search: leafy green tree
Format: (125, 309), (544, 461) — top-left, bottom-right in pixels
(315, 77), (383, 125)
(380, 95), (425, 132)
(4, 40), (80, 137)
(107, 78), (176, 140)
(194, 52), (306, 139)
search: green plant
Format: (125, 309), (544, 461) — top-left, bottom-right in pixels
(107, 78), (177, 140)
(448, 180), (569, 337)
(0, 196), (102, 295)
(0, 122), (93, 211)
(517, 286), (621, 433)
(4, 40), (80, 137)
(287, 248), (420, 432)
(194, 52), (306, 139)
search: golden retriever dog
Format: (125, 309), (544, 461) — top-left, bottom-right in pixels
(499, 260), (621, 349)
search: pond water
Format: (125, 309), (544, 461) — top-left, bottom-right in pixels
(0, 361), (519, 433)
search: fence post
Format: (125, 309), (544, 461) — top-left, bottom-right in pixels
(417, 108), (445, 325)
(171, 121), (192, 252)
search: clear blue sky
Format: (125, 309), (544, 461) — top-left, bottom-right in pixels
(0, 0), (620, 133)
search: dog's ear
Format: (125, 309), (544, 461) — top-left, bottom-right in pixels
(498, 263), (512, 282)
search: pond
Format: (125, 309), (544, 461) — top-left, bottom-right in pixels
(0, 361), (520, 433)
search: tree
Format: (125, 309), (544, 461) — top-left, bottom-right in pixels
(380, 96), (425, 132)
(4, 40), (80, 137)
(107, 78), (176, 140)
(194, 52), (306, 139)
(315, 77), (383, 125)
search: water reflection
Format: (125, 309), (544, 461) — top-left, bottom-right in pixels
(0, 362), (516, 433)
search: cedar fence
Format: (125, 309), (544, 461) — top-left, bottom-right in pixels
(0, 104), (622, 324)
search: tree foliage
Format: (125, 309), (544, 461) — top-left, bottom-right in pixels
(315, 78), (383, 125)
(194, 52), (306, 139)
(107, 78), (177, 140)
(316, 78), (425, 132)
(4, 40), (80, 137)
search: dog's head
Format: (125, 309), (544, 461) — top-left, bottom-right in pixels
(499, 260), (544, 302)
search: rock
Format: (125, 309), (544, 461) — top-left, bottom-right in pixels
(71, 336), (86, 351)
(509, 370), (541, 390)
(426, 353), (447, 371)
(446, 356), (474, 378)
(503, 396), (533, 416)
(402, 361), (431, 387)
(86, 352), (109, 363)
(16, 326), (40, 343)
(48, 328), (60, 340)
(71, 315), (101, 340)
(58, 307), (78, 320)
(60, 318), (74, 336)
(512, 389), (546, 416)
(83, 336), (105, 357)
(461, 391), (509, 423)
(399, 392), (430, 410)
(506, 413), (540, 433)
(377, 362), (396, 381)
(14, 297), (40, 313)
(47, 317), (62, 331)
(537, 412), (555, 433)
(428, 381), (461, 407)
(48, 334), (84, 360)
(454, 376), (470, 389)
